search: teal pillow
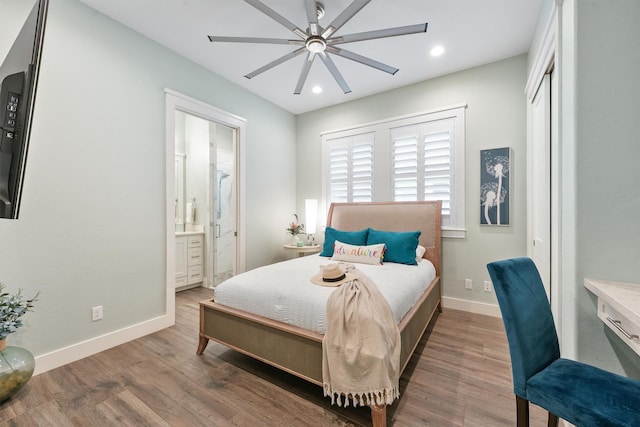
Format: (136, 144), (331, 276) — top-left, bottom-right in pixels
(367, 229), (422, 265)
(320, 227), (369, 257)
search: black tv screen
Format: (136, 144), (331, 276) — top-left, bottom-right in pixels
(0, 0), (48, 219)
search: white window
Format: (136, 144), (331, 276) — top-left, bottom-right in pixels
(322, 105), (466, 238)
(326, 132), (374, 203)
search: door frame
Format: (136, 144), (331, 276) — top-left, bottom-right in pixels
(525, 2), (578, 359)
(164, 89), (246, 316)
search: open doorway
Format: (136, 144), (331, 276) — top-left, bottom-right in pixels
(165, 90), (246, 315)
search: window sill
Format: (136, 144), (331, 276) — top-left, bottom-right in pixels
(442, 227), (466, 239)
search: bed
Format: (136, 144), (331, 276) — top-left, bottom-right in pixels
(197, 201), (442, 426)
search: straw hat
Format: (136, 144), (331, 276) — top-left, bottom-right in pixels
(311, 264), (357, 287)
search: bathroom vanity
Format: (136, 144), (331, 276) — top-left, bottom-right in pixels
(175, 231), (204, 290)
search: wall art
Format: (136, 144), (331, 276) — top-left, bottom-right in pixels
(480, 147), (510, 225)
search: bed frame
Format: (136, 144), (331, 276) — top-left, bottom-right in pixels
(197, 201), (442, 427)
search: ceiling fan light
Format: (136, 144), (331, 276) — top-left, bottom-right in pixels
(306, 36), (326, 53)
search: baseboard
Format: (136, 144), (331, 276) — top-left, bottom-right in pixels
(441, 296), (502, 318)
(33, 299), (497, 375)
(33, 314), (174, 375)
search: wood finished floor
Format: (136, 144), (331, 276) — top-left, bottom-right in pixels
(0, 287), (549, 426)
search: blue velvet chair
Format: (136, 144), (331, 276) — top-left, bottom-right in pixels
(486, 257), (640, 427)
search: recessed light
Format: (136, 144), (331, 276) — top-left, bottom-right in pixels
(430, 46), (445, 57)
(312, 86), (322, 94)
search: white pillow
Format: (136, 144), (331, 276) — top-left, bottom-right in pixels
(416, 245), (426, 263)
(331, 240), (385, 265)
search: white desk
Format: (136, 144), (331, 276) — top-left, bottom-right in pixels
(584, 278), (640, 356)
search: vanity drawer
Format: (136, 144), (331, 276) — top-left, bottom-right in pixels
(598, 301), (640, 355)
(188, 236), (203, 248)
(188, 248), (202, 266)
(188, 265), (203, 284)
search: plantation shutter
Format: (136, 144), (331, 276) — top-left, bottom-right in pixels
(327, 133), (374, 203)
(423, 122), (452, 217)
(391, 119), (454, 217)
(391, 126), (419, 201)
(322, 105), (465, 235)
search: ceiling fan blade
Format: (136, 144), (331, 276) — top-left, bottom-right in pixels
(294, 52), (315, 94)
(321, 0), (370, 39)
(326, 46), (398, 75)
(304, 0), (320, 36)
(208, 36), (305, 46)
(244, 0), (307, 39)
(245, 47), (307, 79)
(327, 23), (428, 45)
(318, 52), (351, 94)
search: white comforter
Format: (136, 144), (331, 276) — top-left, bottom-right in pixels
(213, 254), (436, 334)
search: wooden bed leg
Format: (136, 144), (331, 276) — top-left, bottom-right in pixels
(196, 335), (209, 355)
(370, 404), (387, 427)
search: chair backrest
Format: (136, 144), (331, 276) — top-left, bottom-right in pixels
(486, 257), (560, 397)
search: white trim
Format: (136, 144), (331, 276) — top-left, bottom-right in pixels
(442, 228), (466, 239)
(34, 315), (172, 375)
(442, 296), (501, 318)
(165, 93), (178, 328)
(557, 0), (578, 359)
(320, 103), (468, 136)
(525, 5), (558, 101)
(164, 89), (247, 127)
(524, 0), (578, 359)
(164, 89), (247, 275)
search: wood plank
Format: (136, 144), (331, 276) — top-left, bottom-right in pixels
(0, 287), (550, 426)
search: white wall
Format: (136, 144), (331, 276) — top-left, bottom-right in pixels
(0, 0), (296, 368)
(296, 55), (528, 313)
(0, 1), (34, 60)
(574, 0), (640, 378)
(527, 0), (556, 71)
(183, 113), (209, 229)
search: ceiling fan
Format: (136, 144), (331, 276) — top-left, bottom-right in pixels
(208, 0), (428, 95)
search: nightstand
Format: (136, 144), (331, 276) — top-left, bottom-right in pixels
(283, 244), (321, 257)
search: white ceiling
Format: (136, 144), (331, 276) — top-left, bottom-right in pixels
(76, 0), (543, 115)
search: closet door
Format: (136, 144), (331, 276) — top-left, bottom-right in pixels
(529, 73), (551, 300)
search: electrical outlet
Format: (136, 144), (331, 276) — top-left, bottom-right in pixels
(464, 279), (473, 290)
(484, 281), (492, 292)
(92, 305), (103, 321)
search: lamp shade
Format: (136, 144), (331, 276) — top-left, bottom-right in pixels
(305, 199), (318, 235)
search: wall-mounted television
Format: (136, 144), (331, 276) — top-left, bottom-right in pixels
(0, 0), (48, 219)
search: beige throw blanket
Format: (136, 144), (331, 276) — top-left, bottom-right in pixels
(322, 264), (401, 407)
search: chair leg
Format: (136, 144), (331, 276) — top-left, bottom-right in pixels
(548, 412), (559, 427)
(516, 396), (529, 427)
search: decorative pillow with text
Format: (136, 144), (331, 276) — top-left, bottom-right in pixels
(331, 240), (385, 265)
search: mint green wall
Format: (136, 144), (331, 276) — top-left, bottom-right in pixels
(0, 0), (295, 356)
(296, 55), (528, 308)
(575, 0), (640, 378)
(527, 0), (555, 70)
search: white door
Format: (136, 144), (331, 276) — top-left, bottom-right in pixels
(529, 73), (551, 299)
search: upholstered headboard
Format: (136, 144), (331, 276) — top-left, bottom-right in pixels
(326, 201), (442, 277)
